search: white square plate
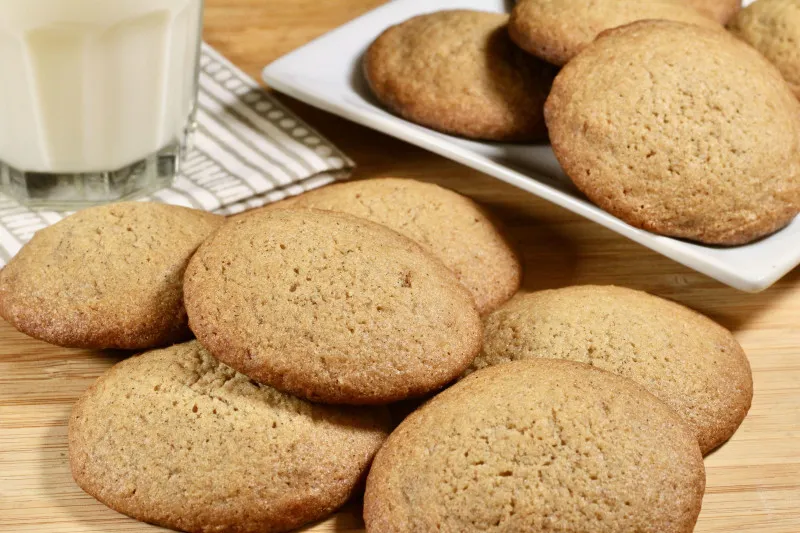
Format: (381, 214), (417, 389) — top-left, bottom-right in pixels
(262, 0), (798, 292)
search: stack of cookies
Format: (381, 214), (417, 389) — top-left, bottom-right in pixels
(365, 1), (800, 246)
(0, 176), (754, 532)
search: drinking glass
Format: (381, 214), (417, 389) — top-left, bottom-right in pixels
(0, 0), (204, 208)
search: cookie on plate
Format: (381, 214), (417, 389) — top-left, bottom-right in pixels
(473, 285), (752, 454)
(509, 0), (720, 66)
(545, 20), (800, 245)
(730, 0), (800, 98)
(272, 178), (521, 314)
(184, 208), (482, 405)
(0, 202), (223, 349)
(689, 0), (741, 23)
(364, 10), (556, 142)
(70, 341), (390, 533)
(364, 359), (705, 533)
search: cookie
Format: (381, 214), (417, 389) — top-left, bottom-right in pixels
(545, 20), (800, 245)
(184, 208), (482, 405)
(69, 341), (390, 533)
(730, 0), (800, 98)
(0, 202), (223, 349)
(688, 0), (741, 22)
(509, 0), (721, 66)
(364, 10), (556, 142)
(364, 359), (705, 533)
(270, 178), (520, 314)
(473, 286), (752, 454)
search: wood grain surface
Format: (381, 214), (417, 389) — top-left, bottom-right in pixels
(1, 1), (799, 532)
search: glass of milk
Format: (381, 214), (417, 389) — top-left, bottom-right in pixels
(0, 0), (204, 208)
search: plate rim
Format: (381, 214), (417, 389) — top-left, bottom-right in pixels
(262, 0), (800, 293)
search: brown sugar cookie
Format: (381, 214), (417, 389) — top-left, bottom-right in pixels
(509, 0), (721, 66)
(269, 178), (520, 314)
(364, 359), (705, 533)
(473, 286), (753, 454)
(364, 10), (557, 142)
(688, 0), (741, 23)
(70, 341), (390, 533)
(184, 208), (482, 405)
(545, 20), (800, 245)
(0, 202), (223, 349)
(730, 0), (800, 98)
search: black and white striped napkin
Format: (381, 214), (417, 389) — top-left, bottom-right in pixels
(0, 44), (353, 266)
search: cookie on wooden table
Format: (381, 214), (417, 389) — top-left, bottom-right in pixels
(509, 0), (720, 66)
(545, 20), (800, 245)
(730, 0), (800, 98)
(184, 208), (482, 405)
(364, 10), (556, 142)
(364, 359), (705, 533)
(70, 341), (390, 533)
(0, 202), (223, 349)
(473, 285), (753, 454)
(688, 0), (741, 22)
(272, 178), (521, 314)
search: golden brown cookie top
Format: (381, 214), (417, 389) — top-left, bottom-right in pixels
(474, 285), (753, 454)
(273, 178), (521, 314)
(688, 0), (742, 23)
(510, 0), (721, 66)
(364, 358), (705, 533)
(69, 341), (390, 533)
(0, 202), (223, 349)
(545, 20), (800, 245)
(184, 208), (483, 405)
(365, 10), (556, 142)
(729, 0), (800, 98)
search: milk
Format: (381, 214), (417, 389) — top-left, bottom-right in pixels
(0, 0), (203, 174)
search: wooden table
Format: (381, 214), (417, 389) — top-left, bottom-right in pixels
(1, 1), (799, 531)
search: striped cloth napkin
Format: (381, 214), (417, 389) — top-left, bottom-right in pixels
(0, 44), (353, 266)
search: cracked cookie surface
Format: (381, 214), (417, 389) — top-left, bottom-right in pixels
(269, 178), (521, 315)
(545, 20), (800, 244)
(0, 202), (223, 349)
(364, 10), (556, 142)
(472, 285), (753, 454)
(364, 358), (705, 533)
(510, 0), (721, 66)
(184, 208), (482, 405)
(69, 341), (391, 533)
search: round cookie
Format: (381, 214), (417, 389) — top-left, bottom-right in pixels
(364, 359), (705, 533)
(545, 20), (800, 245)
(509, 0), (721, 66)
(70, 341), (390, 533)
(364, 10), (557, 142)
(730, 0), (800, 98)
(0, 202), (223, 349)
(473, 286), (752, 454)
(184, 208), (483, 405)
(270, 178), (520, 314)
(688, 0), (741, 23)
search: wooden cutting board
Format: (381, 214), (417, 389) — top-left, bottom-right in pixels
(1, 1), (799, 532)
